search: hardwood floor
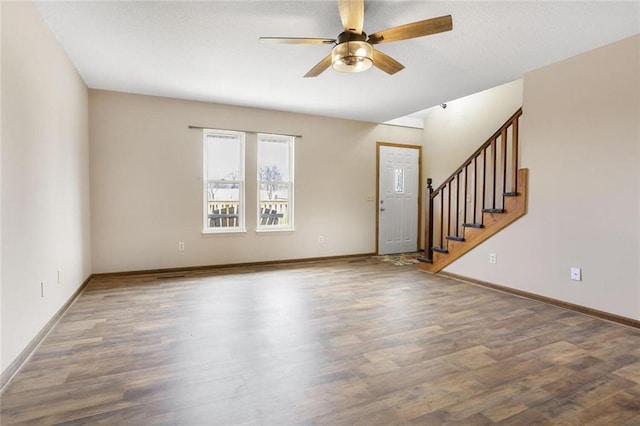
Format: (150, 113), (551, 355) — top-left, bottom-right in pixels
(2, 257), (640, 425)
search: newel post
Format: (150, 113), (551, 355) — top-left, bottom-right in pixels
(425, 178), (434, 260)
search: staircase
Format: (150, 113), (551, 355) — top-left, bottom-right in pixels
(420, 108), (527, 273)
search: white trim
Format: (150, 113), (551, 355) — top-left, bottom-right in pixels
(201, 229), (247, 236)
(255, 228), (296, 234)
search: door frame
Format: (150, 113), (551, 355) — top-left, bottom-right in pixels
(375, 142), (423, 255)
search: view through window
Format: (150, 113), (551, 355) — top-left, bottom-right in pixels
(203, 130), (245, 232)
(258, 134), (294, 230)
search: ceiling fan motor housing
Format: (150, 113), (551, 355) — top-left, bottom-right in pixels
(337, 31), (367, 44)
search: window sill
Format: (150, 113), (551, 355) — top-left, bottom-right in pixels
(255, 228), (296, 234)
(201, 228), (247, 236)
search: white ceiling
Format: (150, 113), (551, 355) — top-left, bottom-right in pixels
(34, 1), (640, 124)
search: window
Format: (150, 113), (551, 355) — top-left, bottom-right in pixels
(203, 130), (245, 232)
(257, 134), (294, 230)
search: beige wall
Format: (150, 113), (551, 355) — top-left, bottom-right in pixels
(89, 90), (422, 273)
(444, 35), (640, 320)
(1, 2), (91, 373)
(422, 80), (524, 188)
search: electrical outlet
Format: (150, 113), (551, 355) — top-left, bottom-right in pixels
(489, 253), (497, 264)
(318, 236), (325, 244)
(571, 267), (581, 281)
(466, 194), (472, 202)
(178, 242), (185, 251)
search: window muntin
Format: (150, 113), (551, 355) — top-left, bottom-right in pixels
(203, 130), (245, 232)
(257, 134), (294, 230)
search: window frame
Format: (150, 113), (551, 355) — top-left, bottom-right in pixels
(202, 129), (246, 234)
(256, 133), (295, 232)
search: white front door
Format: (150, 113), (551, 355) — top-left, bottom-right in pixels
(378, 145), (419, 255)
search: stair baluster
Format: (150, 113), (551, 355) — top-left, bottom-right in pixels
(472, 156), (478, 224)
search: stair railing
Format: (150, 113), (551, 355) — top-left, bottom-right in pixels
(424, 108), (522, 261)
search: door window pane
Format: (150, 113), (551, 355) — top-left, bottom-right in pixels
(394, 168), (405, 193)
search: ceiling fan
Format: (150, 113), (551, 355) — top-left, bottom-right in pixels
(259, 0), (453, 78)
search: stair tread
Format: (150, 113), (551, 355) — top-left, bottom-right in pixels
(482, 208), (505, 213)
(446, 236), (465, 242)
(463, 223), (484, 228)
(431, 246), (449, 254)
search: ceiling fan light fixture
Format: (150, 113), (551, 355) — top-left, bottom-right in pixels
(331, 41), (373, 73)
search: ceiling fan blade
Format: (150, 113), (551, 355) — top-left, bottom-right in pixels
(368, 15), (453, 45)
(338, 0), (364, 34)
(373, 49), (405, 75)
(304, 54), (333, 78)
(260, 37), (335, 45)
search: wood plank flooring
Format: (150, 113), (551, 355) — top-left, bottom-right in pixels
(1, 257), (640, 425)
